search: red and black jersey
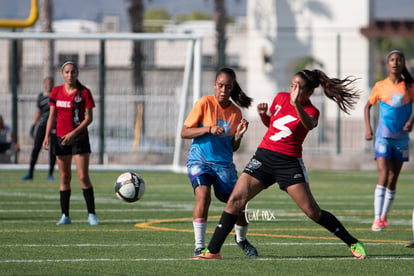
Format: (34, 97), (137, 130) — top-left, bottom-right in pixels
(258, 92), (319, 158)
(49, 85), (95, 137)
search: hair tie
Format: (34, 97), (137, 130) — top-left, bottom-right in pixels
(61, 60), (78, 71)
(386, 50), (404, 63)
(302, 70), (311, 81)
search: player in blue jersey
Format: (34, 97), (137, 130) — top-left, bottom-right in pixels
(364, 50), (414, 231)
(181, 68), (256, 257)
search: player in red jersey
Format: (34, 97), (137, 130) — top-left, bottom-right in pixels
(43, 61), (99, 226)
(193, 69), (367, 260)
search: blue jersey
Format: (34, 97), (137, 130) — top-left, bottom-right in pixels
(184, 95), (242, 166)
(368, 78), (414, 140)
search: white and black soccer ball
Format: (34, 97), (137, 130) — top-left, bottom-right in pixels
(114, 172), (145, 203)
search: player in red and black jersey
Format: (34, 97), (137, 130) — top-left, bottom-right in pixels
(194, 69), (367, 260)
(43, 61), (99, 226)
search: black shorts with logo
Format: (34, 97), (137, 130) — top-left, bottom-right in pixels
(56, 135), (91, 156)
(243, 148), (308, 190)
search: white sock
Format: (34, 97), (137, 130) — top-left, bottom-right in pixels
(235, 224), (248, 243)
(381, 188), (395, 219)
(193, 218), (207, 249)
(374, 185), (386, 219)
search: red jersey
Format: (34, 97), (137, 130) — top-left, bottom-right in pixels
(49, 85), (95, 137)
(258, 92), (319, 158)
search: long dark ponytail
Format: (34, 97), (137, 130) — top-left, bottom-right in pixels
(216, 68), (252, 109)
(298, 69), (360, 114)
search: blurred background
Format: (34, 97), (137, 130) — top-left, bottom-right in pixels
(0, 0), (413, 171)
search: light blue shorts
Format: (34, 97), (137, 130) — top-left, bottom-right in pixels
(375, 137), (409, 162)
(187, 161), (238, 203)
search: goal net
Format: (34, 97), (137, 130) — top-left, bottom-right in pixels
(0, 32), (202, 172)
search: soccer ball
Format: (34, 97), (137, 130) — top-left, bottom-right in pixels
(114, 172), (145, 203)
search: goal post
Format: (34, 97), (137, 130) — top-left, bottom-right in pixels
(172, 38), (203, 172)
(0, 0), (39, 28)
(0, 31), (202, 172)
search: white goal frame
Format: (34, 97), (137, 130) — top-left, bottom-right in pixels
(0, 32), (203, 172)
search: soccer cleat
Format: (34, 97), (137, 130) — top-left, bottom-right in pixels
(350, 241), (367, 259)
(56, 214), (71, 225)
(193, 247), (205, 256)
(235, 236), (258, 256)
(380, 216), (388, 228)
(88, 213), (100, 225)
(371, 218), (384, 232)
(21, 173), (33, 180)
(48, 175), (54, 182)
(405, 237), (414, 248)
(191, 249), (221, 259)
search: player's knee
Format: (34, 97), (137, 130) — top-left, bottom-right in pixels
(227, 195), (246, 212)
(305, 208), (321, 222)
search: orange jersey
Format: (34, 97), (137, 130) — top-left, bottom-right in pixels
(368, 78), (414, 139)
(184, 95), (242, 165)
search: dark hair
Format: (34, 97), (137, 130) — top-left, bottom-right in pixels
(216, 67), (252, 109)
(298, 69), (360, 114)
(386, 50), (414, 90)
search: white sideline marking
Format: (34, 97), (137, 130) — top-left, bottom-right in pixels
(0, 242), (407, 248)
(1, 256), (414, 263)
(1, 243), (412, 263)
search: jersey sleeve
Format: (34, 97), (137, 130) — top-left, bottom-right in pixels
(184, 98), (205, 128)
(49, 87), (58, 106)
(368, 82), (381, 105)
(83, 88), (95, 109)
(268, 93), (280, 115)
(408, 84), (414, 102)
(306, 105), (320, 124)
(36, 93), (42, 109)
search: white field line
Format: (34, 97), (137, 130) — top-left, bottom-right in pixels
(0, 242), (407, 248)
(1, 243), (412, 263)
(1, 256), (414, 263)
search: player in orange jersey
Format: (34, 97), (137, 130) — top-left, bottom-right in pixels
(364, 50), (414, 232)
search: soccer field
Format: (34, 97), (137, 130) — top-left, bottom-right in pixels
(0, 169), (413, 275)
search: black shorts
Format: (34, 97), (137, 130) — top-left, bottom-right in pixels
(55, 135), (91, 156)
(243, 148), (308, 190)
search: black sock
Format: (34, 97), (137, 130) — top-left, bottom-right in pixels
(208, 211), (238, 254)
(317, 210), (358, 246)
(60, 190), (71, 216)
(83, 187), (96, 214)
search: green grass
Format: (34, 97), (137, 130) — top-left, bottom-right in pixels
(1, 169), (414, 275)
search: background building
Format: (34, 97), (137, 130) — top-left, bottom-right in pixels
(1, 0), (413, 171)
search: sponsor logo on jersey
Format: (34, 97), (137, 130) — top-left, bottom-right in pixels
(56, 100), (71, 108)
(74, 95), (82, 103)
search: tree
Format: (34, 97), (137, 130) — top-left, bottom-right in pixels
(41, 0), (53, 79)
(375, 37), (414, 81)
(128, 0), (145, 92)
(176, 11), (212, 23)
(144, 8), (171, 32)
(128, 0), (152, 147)
(209, 0), (240, 69)
(213, 0), (227, 69)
